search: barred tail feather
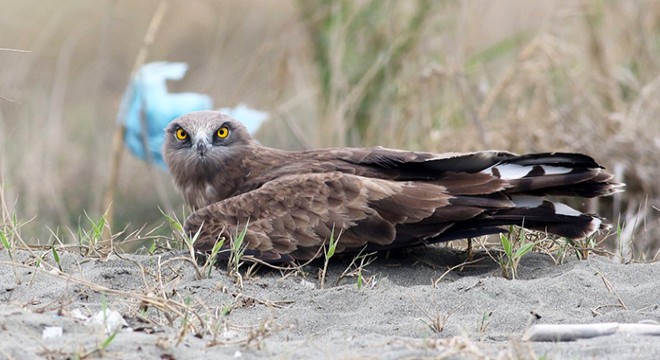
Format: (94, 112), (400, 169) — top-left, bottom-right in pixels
(434, 152), (621, 241)
(422, 152), (621, 244)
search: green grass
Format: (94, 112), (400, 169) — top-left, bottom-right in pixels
(337, 247), (377, 289)
(497, 227), (535, 280)
(0, 226), (21, 284)
(77, 213), (106, 246)
(51, 245), (63, 272)
(477, 311), (492, 333)
(162, 211), (216, 279)
(162, 209), (253, 283)
(99, 332), (118, 353)
(0, 228), (11, 256)
(319, 225), (339, 289)
(228, 221), (249, 279)
(206, 236), (226, 278)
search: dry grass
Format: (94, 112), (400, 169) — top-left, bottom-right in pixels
(0, 247), (282, 353)
(0, 1), (658, 258)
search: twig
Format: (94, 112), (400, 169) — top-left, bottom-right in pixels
(433, 257), (484, 287)
(0, 95), (19, 103)
(0, 48), (31, 53)
(594, 268), (628, 310)
(231, 292), (294, 310)
(523, 323), (660, 342)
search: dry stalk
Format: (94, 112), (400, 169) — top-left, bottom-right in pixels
(102, 0), (170, 254)
(433, 257), (484, 287)
(594, 268), (628, 310)
(0, 257), (207, 335)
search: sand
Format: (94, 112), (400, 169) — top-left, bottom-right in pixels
(1, 246), (659, 359)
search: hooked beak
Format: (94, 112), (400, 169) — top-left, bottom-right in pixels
(194, 136), (210, 158)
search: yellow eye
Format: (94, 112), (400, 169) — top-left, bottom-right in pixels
(175, 128), (188, 140)
(216, 127), (229, 139)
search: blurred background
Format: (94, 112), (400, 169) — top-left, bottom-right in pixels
(0, 1), (658, 259)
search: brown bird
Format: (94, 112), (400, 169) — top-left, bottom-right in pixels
(163, 111), (622, 263)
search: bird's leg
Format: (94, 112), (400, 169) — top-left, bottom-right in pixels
(466, 238), (473, 262)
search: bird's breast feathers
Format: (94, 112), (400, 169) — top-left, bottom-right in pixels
(182, 181), (220, 210)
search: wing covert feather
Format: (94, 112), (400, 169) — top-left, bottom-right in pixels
(186, 172), (452, 262)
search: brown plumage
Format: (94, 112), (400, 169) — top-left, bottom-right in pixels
(163, 110), (623, 263)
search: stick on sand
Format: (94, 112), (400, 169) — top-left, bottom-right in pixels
(523, 323), (660, 342)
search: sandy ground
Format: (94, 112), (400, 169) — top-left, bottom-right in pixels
(1, 246), (659, 359)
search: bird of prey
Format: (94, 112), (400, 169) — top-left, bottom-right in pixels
(163, 111), (622, 263)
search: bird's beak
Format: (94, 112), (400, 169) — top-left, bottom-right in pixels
(194, 136), (210, 157)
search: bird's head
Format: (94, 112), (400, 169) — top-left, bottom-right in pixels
(163, 111), (256, 181)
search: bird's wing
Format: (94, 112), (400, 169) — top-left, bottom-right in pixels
(186, 171), (470, 262)
(339, 149), (617, 197)
(337, 147), (515, 176)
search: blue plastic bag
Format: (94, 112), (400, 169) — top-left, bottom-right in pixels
(120, 62), (213, 169)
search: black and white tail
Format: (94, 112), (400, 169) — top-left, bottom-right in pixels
(412, 151), (623, 242)
(438, 152), (622, 241)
